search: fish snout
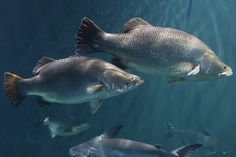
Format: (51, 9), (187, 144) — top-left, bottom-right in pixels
(128, 75), (144, 86)
(69, 147), (84, 157)
(219, 66), (233, 77)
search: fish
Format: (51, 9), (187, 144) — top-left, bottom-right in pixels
(43, 117), (89, 138)
(75, 17), (233, 83)
(69, 125), (202, 157)
(3, 55), (143, 114)
(166, 123), (232, 155)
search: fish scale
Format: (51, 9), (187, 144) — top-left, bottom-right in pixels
(76, 17), (232, 82)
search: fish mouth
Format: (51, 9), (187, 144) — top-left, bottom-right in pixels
(69, 149), (81, 157)
(219, 70), (233, 77)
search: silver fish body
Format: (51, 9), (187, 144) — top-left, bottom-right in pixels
(76, 17), (232, 82)
(167, 123), (232, 155)
(69, 125), (201, 157)
(4, 55), (143, 113)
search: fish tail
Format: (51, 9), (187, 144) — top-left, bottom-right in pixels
(166, 122), (175, 138)
(75, 17), (104, 54)
(4, 72), (25, 107)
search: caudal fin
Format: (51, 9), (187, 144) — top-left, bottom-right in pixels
(75, 17), (104, 53)
(171, 144), (202, 157)
(4, 72), (24, 106)
(166, 122), (175, 138)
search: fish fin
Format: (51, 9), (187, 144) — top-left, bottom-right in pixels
(168, 77), (186, 84)
(102, 125), (124, 138)
(87, 84), (103, 94)
(75, 17), (103, 53)
(112, 58), (128, 69)
(37, 97), (51, 107)
(166, 122), (175, 138)
(207, 151), (217, 155)
(187, 65), (200, 76)
(123, 17), (151, 33)
(4, 72), (24, 107)
(89, 99), (103, 114)
(33, 56), (56, 75)
(171, 144), (202, 157)
(51, 131), (57, 138)
(155, 144), (162, 149)
(202, 128), (211, 136)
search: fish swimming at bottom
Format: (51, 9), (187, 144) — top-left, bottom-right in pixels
(166, 123), (232, 155)
(70, 125), (201, 157)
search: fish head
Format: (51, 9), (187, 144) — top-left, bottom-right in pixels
(200, 53), (233, 79)
(102, 69), (144, 93)
(216, 143), (232, 155)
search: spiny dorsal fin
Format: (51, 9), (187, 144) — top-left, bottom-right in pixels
(123, 17), (151, 33)
(202, 128), (211, 136)
(33, 56), (56, 75)
(102, 125), (123, 138)
(155, 144), (162, 149)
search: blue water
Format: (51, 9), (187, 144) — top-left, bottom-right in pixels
(1, 0), (235, 157)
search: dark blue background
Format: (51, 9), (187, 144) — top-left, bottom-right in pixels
(1, 0), (235, 156)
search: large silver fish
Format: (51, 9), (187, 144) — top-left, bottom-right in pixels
(69, 125), (201, 157)
(76, 17), (233, 83)
(4, 55), (143, 114)
(166, 123), (232, 155)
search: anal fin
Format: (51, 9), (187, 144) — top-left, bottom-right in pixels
(90, 99), (103, 114)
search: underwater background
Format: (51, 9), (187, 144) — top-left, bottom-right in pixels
(1, 0), (235, 156)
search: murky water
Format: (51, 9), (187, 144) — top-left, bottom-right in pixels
(1, 0), (235, 156)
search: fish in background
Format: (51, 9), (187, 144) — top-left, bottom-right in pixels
(3, 55), (143, 114)
(166, 123), (232, 155)
(75, 17), (232, 83)
(43, 117), (89, 138)
(69, 125), (202, 157)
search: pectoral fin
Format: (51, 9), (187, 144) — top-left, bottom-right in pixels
(87, 84), (103, 94)
(90, 99), (103, 114)
(187, 65), (200, 76)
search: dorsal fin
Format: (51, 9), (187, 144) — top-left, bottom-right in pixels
(101, 125), (123, 138)
(155, 144), (162, 149)
(33, 56), (56, 75)
(123, 18), (151, 33)
(202, 128), (211, 136)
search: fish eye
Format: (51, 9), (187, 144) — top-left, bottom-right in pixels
(224, 66), (227, 70)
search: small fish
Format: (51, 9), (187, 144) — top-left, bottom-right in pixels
(69, 125), (201, 157)
(75, 17), (233, 83)
(166, 123), (232, 155)
(43, 117), (89, 138)
(3, 55), (143, 114)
